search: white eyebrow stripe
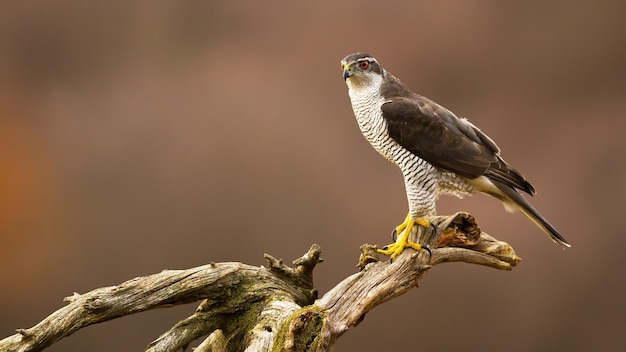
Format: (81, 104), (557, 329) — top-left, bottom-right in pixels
(356, 57), (377, 63)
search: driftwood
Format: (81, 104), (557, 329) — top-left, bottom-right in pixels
(0, 212), (520, 351)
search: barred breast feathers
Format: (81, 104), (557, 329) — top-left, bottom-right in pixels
(347, 72), (475, 203)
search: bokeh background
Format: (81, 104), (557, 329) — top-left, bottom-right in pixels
(1, 1), (625, 351)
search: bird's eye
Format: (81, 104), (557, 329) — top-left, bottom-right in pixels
(359, 61), (369, 69)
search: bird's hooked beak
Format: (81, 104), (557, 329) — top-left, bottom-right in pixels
(342, 64), (353, 81)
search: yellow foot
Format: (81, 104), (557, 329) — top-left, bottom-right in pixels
(378, 213), (431, 259)
(392, 212), (430, 240)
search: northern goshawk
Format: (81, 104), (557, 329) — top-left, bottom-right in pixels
(340, 52), (569, 258)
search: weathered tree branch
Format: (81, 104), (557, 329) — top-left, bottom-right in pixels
(0, 212), (520, 352)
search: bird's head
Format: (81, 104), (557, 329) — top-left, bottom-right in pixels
(340, 53), (384, 91)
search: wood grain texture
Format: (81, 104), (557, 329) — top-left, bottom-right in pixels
(0, 213), (519, 352)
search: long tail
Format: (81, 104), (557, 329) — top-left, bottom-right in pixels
(491, 179), (570, 248)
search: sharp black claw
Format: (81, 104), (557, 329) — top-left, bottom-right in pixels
(429, 223), (437, 235)
(391, 228), (397, 242)
(423, 245), (432, 262)
(382, 245), (389, 251)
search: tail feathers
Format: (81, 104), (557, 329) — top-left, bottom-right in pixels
(492, 180), (570, 248)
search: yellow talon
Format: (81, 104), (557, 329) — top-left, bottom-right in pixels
(394, 212), (429, 236)
(378, 212), (430, 259)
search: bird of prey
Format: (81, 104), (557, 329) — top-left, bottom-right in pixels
(340, 52), (569, 258)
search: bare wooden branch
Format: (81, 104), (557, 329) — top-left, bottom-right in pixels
(0, 212), (520, 352)
(308, 212), (520, 350)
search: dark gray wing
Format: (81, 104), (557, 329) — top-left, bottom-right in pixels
(383, 96), (535, 195)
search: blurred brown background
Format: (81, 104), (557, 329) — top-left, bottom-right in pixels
(1, 1), (625, 351)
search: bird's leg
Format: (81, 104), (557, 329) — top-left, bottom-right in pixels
(391, 212), (431, 240)
(379, 212), (431, 259)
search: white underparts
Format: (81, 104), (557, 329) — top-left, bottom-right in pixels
(468, 176), (517, 213)
(347, 72), (473, 218)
